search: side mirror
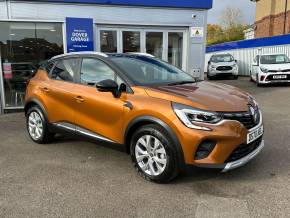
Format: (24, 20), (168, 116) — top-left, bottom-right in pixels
(208, 61), (211, 64)
(235, 60), (237, 63)
(96, 79), (120, 98)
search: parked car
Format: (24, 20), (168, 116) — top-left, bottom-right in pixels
(25, 52), (264, 183)
(207, 53), (239, 79)
(250, 53), (290, 86)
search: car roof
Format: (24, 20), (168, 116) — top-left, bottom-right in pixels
(50, 52), (155, 61)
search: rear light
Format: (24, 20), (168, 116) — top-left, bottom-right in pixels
(260, 75), (265, 81)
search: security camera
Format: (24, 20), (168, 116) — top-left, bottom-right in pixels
(192, 14), (197, 19)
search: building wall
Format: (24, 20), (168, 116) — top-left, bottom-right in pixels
(255, 0), (290, 38)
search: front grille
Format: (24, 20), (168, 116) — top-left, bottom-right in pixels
(223, 109), (260, 130)
(266, 74), (290, 81)
(225, 137), (263, 163)
(216, 66), (233, 71)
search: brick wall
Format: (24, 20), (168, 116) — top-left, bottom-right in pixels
(255, 10), (290, 38)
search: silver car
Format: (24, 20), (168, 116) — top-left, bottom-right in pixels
(207, 53), (239, 80)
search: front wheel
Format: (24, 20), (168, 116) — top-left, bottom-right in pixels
(26, 106), (54, 144)
(130, 124), (179, 183)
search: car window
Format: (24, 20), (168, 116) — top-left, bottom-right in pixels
(50, 59), (79, 82)
(260, 54), (290, 64)
(80, 58), (124, 86)
(111, 56), (194, 86)
(210, 54), (234, 63)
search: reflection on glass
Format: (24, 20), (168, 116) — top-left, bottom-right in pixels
(122, 31), (140, 53)
(0, 22), (63, 107)
(100, 30), (117, 53)
(146, 32), (163, 59)
(168, 32), (183, 69)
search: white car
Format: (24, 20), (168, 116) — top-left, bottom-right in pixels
(250, 53), (290, 86)
(207, 53), (239, 79)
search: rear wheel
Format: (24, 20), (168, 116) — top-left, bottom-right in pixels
(26, 106), (54, 144)
(130, 124), (179, 183)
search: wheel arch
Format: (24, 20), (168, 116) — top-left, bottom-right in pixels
(24, 98), (48, 120)
(124, 116), (185, 168)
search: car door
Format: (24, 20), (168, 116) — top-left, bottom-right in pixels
(42, 58), (81, 128)
(73, 57), (126, 143)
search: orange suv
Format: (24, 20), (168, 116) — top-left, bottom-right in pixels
(25, 52), (264, 183)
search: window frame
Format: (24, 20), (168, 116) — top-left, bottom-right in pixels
(49, 57), (81, 84)
(76, 56), (133, 94)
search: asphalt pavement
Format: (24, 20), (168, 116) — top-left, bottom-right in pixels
(0, 77), (290, 218)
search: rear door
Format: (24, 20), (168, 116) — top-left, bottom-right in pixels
(42, 58), (81, 128)
(73, 57), (126, 143)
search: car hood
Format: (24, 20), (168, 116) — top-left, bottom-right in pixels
(145, 81), (251, 112)
(260, 63), (290, 70)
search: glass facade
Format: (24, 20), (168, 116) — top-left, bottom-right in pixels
(100, 30), (117, 53)
(122, 31), (140, 53)
(146, 32), (163, 59)
(0, 22), (63, 108)
(168, 32), (183, 69)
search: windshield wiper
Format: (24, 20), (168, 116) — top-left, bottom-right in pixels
(167, 80), (196, 86)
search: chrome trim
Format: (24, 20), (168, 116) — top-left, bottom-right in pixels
(53, 122), (115, 143)
(76, 126), (115, 143)
(55, 122), (75, 131)
(222, 140), (265, 173)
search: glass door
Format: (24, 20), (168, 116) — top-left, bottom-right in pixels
(97, 27), (187, 70)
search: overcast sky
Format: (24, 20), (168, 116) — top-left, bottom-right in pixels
(208, 0), (256, 25)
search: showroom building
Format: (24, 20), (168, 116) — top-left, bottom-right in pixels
(0, 0), (212, 113)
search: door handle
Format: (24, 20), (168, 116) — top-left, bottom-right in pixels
(74, 96), (84, 103)
(40, 87), (50, 92)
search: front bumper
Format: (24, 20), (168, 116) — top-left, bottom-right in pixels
(222, 139), (264, 172)
(209, 69), (238, 76)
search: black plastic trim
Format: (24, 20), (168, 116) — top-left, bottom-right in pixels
(125, 116), (186, 169)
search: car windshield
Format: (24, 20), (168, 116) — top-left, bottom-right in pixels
(210, 54), (234, 63)
(110, 56), (195, 86)
(260, 54), (290, 64)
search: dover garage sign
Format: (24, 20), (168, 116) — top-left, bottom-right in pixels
(66, 17), (94, 53)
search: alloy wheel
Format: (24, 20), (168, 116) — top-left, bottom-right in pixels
(135, 135), (167, 176)
(28, 111), (43, 140)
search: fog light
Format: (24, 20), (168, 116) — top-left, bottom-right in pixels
(260, 75), (265, 81)
(194, 140), (216, 160)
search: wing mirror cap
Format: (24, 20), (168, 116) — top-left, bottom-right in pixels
(96, 79), (126, 98)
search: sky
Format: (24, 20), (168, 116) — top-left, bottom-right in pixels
(208, 0), (256, 25)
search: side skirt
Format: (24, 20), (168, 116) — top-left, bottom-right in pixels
(51, 122), (126, 152)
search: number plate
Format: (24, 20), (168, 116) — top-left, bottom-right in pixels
(273, 75), (287, 79)
(247, 125), (263, 144)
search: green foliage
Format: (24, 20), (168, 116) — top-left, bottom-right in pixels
(207, 7), (248, 45)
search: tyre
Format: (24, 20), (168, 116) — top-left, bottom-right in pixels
(233, 75), (239, 80)
(207, 74), (213, 80)
(250, 71), (254, 82)
(256, 75), (261, 87)
(26, 106), (54, 144)
(130, 124), (179, 183)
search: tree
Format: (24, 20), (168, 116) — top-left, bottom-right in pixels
(207, 7), (247, 45)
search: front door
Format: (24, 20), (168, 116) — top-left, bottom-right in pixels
(74, 57), (126, 143)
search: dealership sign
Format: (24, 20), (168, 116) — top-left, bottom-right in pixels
(66, 17), (94, 53)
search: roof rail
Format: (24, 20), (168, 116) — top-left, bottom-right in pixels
(126, 52), (155, 58)
(51, 51), (108, 60)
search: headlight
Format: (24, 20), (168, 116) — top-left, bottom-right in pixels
(172, 103), (222, 131)
(260, 67), (268, 73)
(210, 65), (216, 69)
